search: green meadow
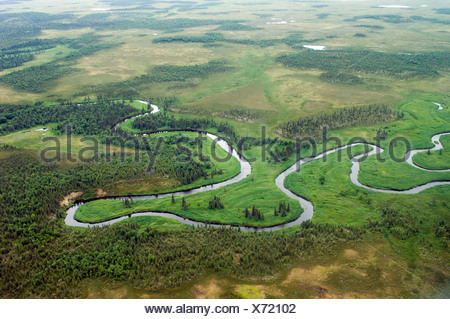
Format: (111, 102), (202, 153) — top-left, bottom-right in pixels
(413, 134), (450, 170)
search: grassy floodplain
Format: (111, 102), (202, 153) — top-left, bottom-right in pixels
(413, 134), (450, 170)
(75, 141), (302, 226)
(76, 99), (450, 228)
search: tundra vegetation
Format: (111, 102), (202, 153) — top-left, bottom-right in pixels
(0, 0), (449, 299)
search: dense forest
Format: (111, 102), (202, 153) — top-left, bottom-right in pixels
(0, 39), (57, 71)
(152, 140), (211, 185)
(104, 133), (220, 188)
(132, 112), (236, 138)
(0, 62), (74, 93)
(0, 98), (224, 186)
(346, 14), (437, 24)
(0, 12), (73, 47)
(368, 206), (419, 240)
(276, 50), (450, 79)
(276, 105), (399, 139)
(130, 111), (319, 164)
(0, 148), (366, 297)
(433, 8), (450, 15)
(215, 22), (262, 31)
(0, 100), (139, 135)
(345, 14), (449, 25)
(152, 32), (315, 49)
(153, 32), (225, 44)
(0, 98), (289, 166)
(319, 71), (364, 85)
(354, 24), (384, 29)
(0, 52), (34, 71)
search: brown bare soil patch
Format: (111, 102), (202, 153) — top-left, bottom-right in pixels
(344, 249), (359, 259)
(60, 192), (83, 207)
(96, 188), (107, 196)
(193, 280), (222, 299)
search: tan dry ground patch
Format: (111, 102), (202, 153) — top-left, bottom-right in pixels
(38, 28), (95, 39)
(193, 280), (222, 299)
(96, 188), (107, 196)
(269, 68), (393, 108)
(344, 249), (359, 259)
(72, 40), (217, 81)
(283, 265), (339, 286)
(51, 39), (220, 94)
(278, 240), (435, 299)
(281, 263), (375, 299)
(189, 83), (276, 111)
(60, 192), (83, 207)
(0, 85), (40, 104)
(87, 285), (129, 299)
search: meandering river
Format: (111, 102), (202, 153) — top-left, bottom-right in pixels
(65, 101), (449, 231)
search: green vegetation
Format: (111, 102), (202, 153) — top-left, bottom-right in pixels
(317, 13), (330, 19)
(358, 101), (450, 190)
(346, 14), (449, 25)
(117, 216), (188, 232)
(354, 24), (384, 29)
(434, 8), (450, 15)
(0, 0), (449, 299)
(130, 112), (236, 137)
(276, 104), (398, 139)
(276, 50), (450, 79)
(346, 15), (411, 24)
(0, 33), (120, 93)
(0, 39), (61, 71)
(360, 154), (450, 190)
(0, 146), (365, 297)
(368, 206), (419, 240)
(215, 23), (262, 31)
(144, 61), (232, 83)
(153, 32), (309, 49)
(209, 196), (224, 209)
(0, 52), (35, 71)
(244, 206), (265, 221)
(0, 10), (244, 47)
(74, 140), (303, 227)
(0, 100), (138, 135)
(0, 62), (74, 92)
(74, 99), (449, 232)
(413, 135), (450, 170)
(410, 15), (450, 25)
(147, 132), (240, 187)
(319, 71), (364, 85)
(0, 12), (73, 47)
(153, 33), (224, 44)
(80, 61), (233, 97)
(235, 286), (264, 299)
